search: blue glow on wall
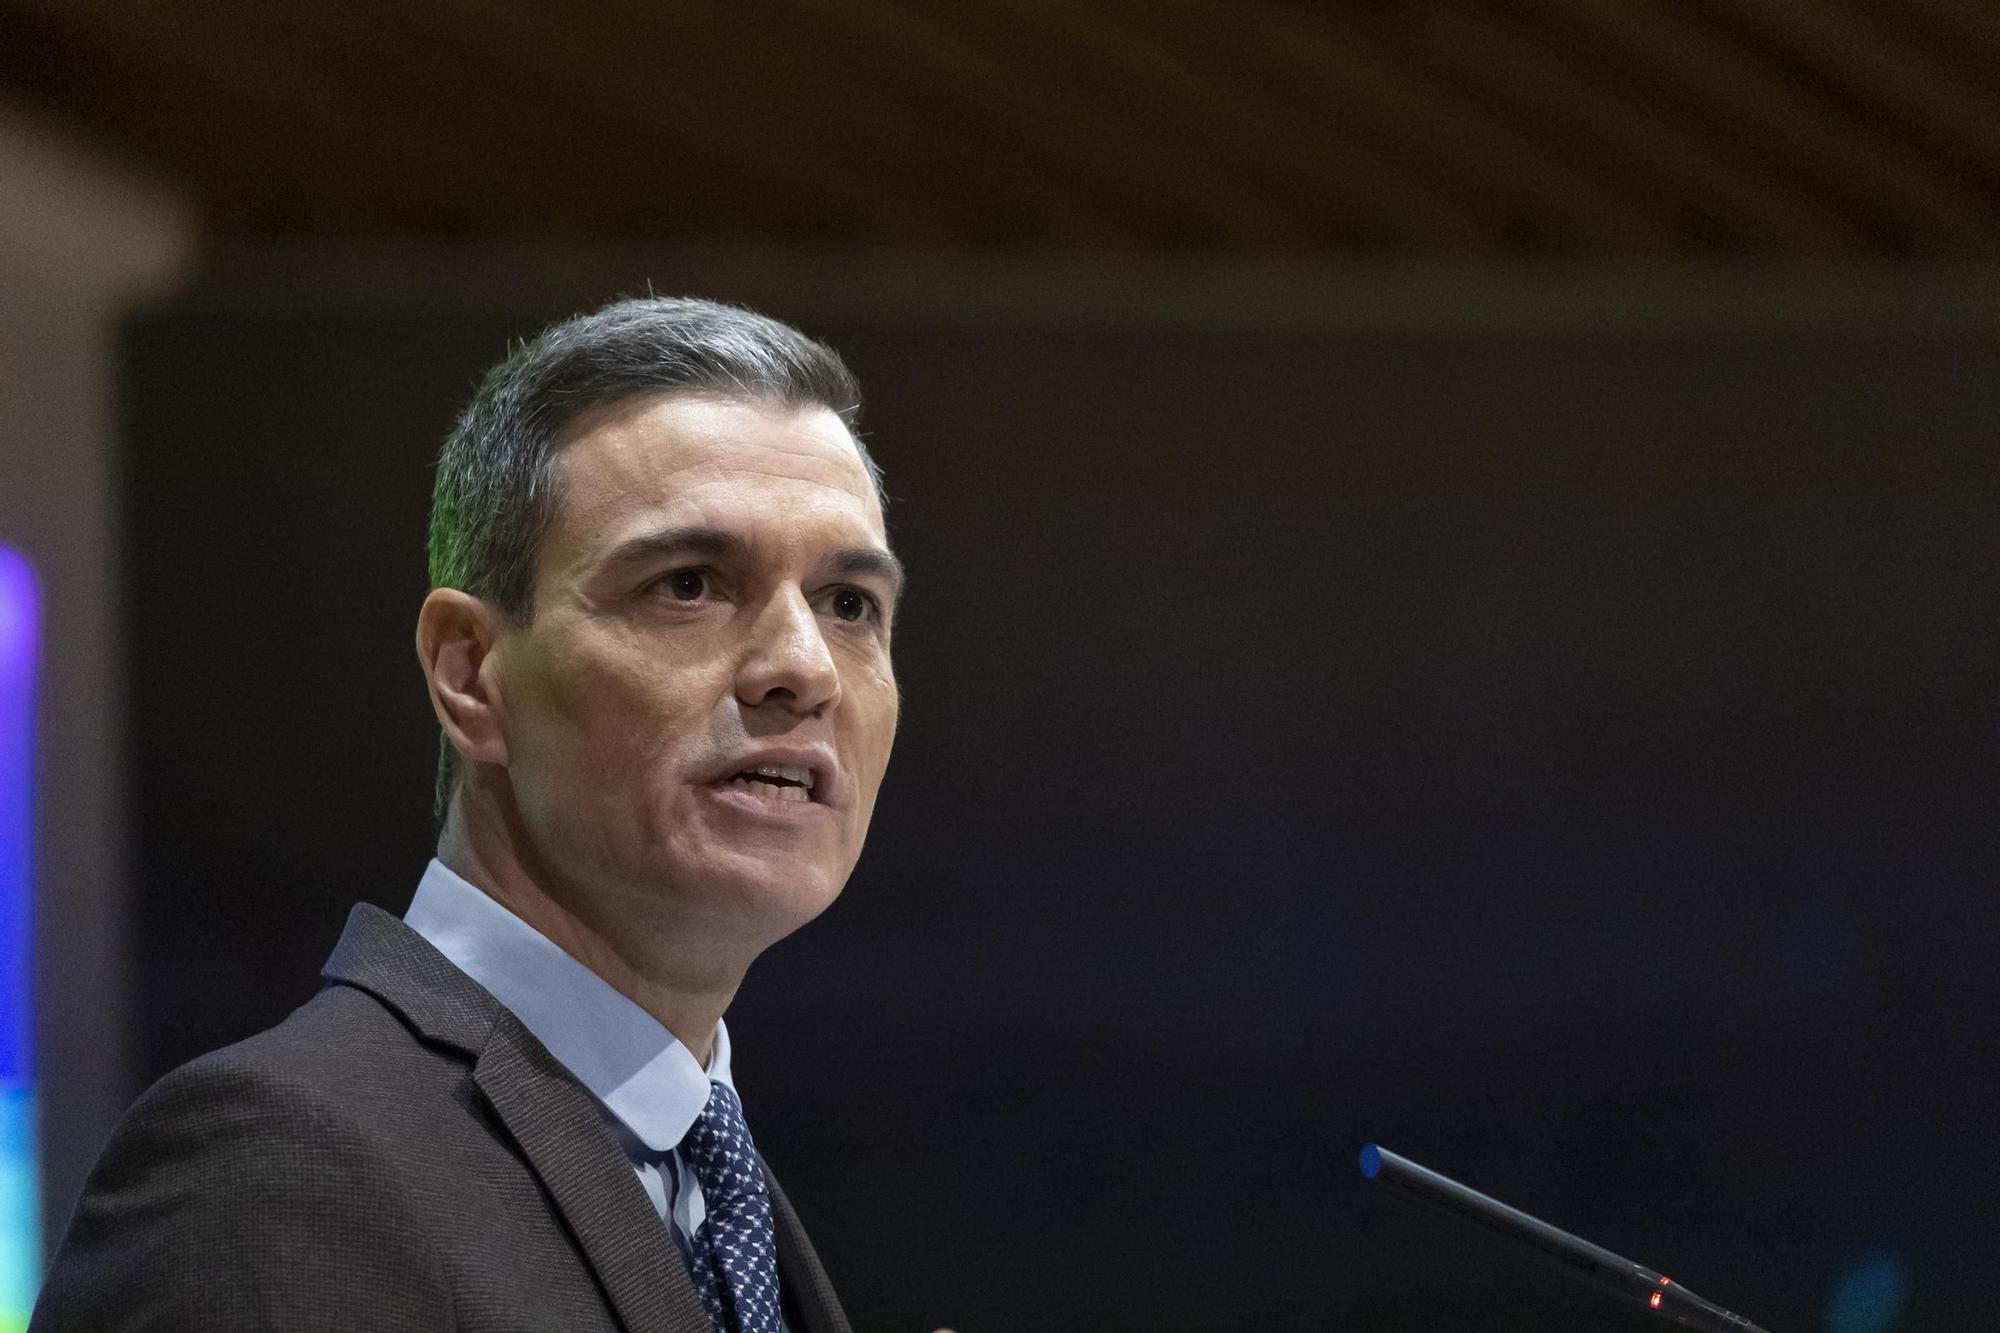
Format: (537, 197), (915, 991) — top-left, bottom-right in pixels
(0, 544), (40, 1329)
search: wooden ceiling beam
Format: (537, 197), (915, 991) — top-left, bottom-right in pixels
(551, 0), (1132, 245)
(5, 0), (1995, 256)
(1529, 0), (2000, 251)
(937, 0), (1498, 249)
(1148, 0), (1678, 251)
(372, 0), (953, 243)
(0, 4), (347, 235)
(765, 0), (1331, 249)
(334, 0), (805, 238)
(43, 0), (563, 234)
(213, 0), (670, 237)
(1716, 0), (2000, 182)
(1897, 0), (2000, 72)
(1399, 6), (1860, 255)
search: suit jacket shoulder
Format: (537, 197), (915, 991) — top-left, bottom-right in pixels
(33, 904), (853, 1333)
(32, 983), (475, 1331)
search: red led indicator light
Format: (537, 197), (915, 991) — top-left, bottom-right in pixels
(1650, 1291), (1664, 1310)
(1660, 1276), (1672, 1286)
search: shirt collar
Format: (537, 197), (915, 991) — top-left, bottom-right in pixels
(403, 857), (731, 1153)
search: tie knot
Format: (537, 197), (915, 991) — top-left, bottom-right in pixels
(682, 1081), (761, 1205)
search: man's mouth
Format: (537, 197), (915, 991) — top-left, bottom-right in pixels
(718, 763), (818, 804)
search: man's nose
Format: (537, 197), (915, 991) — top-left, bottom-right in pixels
(736, 588), (840, 715)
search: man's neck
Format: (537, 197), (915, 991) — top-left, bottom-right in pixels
(435, 792), (747, 1067)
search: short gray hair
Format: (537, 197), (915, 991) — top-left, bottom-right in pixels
(427, 295), (874, 814)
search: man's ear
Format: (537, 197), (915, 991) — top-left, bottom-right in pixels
(416, 588), (511, 769)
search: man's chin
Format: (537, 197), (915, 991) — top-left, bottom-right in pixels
(698, 853), (848, 935)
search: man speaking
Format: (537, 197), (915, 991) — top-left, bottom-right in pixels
(33, 297), (902, 1332)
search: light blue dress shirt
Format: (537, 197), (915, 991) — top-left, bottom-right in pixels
(403, 858), (737, 1266)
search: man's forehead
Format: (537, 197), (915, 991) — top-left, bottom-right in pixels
(568, 392), (870, 487)
(551, 393), (885, 553)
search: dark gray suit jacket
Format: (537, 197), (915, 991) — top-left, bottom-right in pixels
(32, 904), (853, 1333)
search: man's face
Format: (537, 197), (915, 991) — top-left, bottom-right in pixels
(490, 391), (900, 945)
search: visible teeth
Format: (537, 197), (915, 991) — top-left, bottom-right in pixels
(746, 763), (811, 786)
(728, 773), (812, 802)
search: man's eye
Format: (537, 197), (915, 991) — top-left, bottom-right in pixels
(662, 569), (708, 601)
(830, 589), (874, 623)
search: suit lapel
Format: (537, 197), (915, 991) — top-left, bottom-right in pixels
(475, 1014), (714, 1333)
(323, 905), (713, 1333)
(766, 1166), (854, 1333)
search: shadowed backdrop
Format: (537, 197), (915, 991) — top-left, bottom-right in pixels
(116, 261), (2000, 1332)
(7, 3), (2000, 1330)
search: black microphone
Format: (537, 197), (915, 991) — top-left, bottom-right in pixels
(1360, 1143), (1773, 1332)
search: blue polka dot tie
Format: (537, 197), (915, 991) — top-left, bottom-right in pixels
(681, 1081), (783, 1333)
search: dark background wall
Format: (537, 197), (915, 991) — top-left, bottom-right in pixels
(122, 266), (2000, 1332)
(10, 5), (2000, 1328)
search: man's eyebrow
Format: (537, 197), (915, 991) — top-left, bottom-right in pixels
(600, 525), (904, 595)
(826, 547), (906, 597)
(600, 525), (749, 568)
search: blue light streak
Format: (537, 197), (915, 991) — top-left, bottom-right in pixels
(0, 544), (41, 1328)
